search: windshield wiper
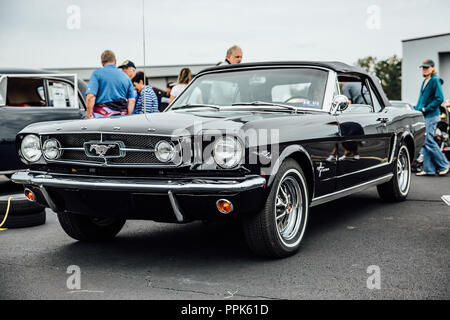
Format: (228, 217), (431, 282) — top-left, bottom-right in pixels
(171, 104), (220, 110)
(231, 101), (297, 112)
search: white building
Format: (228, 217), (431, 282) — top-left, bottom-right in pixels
(47, 63), (215, 91)
(402, 33), (450, 105)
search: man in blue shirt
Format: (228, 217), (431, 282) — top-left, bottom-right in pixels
(415, 59), (449, 176)
(85, 50), (136, 118)
(131, 71), (159, 114)
(341, 81), (371, 105)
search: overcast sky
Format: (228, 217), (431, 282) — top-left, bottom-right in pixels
(0, 0), (449, 69)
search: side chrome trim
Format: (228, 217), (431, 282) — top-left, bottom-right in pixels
(388, 133), (398, 163)
(335, 161), (390, 179)
(311, 174), (393, 207)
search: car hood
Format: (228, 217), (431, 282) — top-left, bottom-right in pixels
(20, 109), (314, 136)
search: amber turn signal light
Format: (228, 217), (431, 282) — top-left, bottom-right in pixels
(24, 188), (35, 202)
(216, 199), (233, 214)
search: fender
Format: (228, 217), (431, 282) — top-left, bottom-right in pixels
(266, 144), (315, 196)
(399, 130), (416, 159)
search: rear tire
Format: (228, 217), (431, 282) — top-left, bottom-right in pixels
(57, 211), (126, 242)
(243, 158), (309, 258)
(377, 143), (411, 202)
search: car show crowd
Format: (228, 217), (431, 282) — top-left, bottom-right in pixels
(85, 45), (243, 119)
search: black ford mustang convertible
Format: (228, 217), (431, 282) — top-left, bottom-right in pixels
(12, 62), (425, 258)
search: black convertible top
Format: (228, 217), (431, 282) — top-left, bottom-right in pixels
(200, 61), (368, 75)
(198, 61), (391, 107)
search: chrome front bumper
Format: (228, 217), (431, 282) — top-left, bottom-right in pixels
(12, 170), (266, 193)
(12, 170), (267, 222)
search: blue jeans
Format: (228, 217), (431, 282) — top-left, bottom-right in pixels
(421, 116), (450, 174)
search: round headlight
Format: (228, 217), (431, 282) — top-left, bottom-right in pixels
(43, 138), (61, 160)
(155, 140), (175, 162)
(213, 136), (243, 169)
(21, 134), (42, 162)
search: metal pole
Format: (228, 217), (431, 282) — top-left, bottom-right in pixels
(142, 0), (146, 114)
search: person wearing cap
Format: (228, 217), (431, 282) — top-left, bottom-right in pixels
(85, 50), (136, 118)
(118, 60), (137, 80)
(415, 59), (449, 176)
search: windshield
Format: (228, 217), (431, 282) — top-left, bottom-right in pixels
(168, 68), (329, 110)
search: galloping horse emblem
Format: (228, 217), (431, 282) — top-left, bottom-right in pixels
(89, 144), (116, 157)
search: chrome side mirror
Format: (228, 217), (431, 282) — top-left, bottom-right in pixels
(331, 95), (349, 114)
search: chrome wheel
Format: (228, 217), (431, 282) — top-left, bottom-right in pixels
(274, 169), (307, 247)
(397, 146), (411, 195)
(243, 159), (309, 257)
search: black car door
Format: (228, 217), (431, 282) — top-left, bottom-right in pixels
(335, 79), (392, 190)
(0, 74), (86, 171)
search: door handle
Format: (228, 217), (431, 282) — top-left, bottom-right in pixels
(376, 117), (389, 123)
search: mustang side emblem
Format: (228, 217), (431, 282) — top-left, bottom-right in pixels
(89, 144), (117, 157)
(317, 162), (330, 178)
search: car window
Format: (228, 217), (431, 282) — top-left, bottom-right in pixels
(368, 81), (383, 112)
(47, 80), (76, 108)
(198, 80), (240, 105)
(272, 83), (311, 101)
(334, 80), (340, 97)
(339, 78), (374, 112)
(5, 77), (46, 107)
(37, 86), (45, 100)
(171, 68), (328, 110)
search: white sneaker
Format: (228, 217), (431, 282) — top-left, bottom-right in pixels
(353, 154), (360, 160)
(326, 155), (336, 162)
(417, 154), (424, 163)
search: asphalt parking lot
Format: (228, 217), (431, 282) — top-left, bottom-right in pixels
(0, 175), (448, 300)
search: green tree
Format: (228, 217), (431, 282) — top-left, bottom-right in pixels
(356, 55), (402, 100)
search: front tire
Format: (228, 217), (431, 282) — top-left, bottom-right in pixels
(243, 159), (309, 258)
(57, 212), (126, 242)
(377, 143), (411, 202)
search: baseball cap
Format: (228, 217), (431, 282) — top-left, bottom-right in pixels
(419, 59), (435, 68)
(118, 60), (136, 69)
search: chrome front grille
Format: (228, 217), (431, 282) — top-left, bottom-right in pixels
(41, 132), (182, 167)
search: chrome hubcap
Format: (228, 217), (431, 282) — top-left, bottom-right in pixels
(275, 175), (303, 242)
(397, 147), (410, 194)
